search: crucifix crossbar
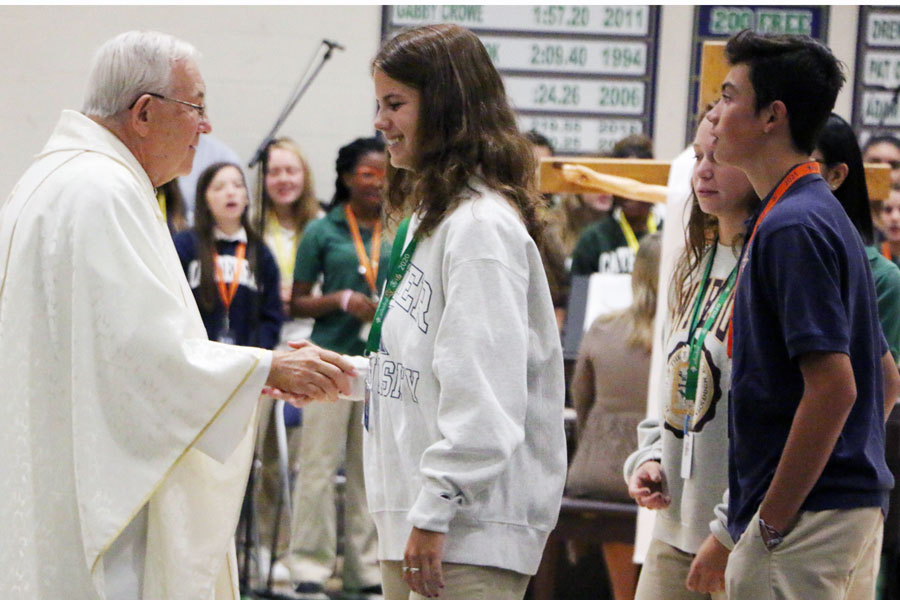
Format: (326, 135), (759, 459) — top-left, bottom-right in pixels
(538, 41), (892, 203)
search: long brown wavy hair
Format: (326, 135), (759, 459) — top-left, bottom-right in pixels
(372, 24), (544, 244)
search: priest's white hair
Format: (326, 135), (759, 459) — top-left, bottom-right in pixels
(82, 30), (200, 118)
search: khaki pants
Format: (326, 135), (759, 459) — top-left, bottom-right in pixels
(380, 561), (530, 600)
(635, 538), (727, 600)
(726, 507), (883, 600)
(284, 399), (379, 589)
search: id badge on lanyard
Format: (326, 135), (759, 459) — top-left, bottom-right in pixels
(364, 217), (418, 433)
(218, 314), (236, 345)
(681, 416), (694, 479)
(215, 243), (245, 345)
(364, 352), (377, 432)
(680, 241), (737, 480)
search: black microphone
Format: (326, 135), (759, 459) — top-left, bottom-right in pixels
(323, 39), (345, 51)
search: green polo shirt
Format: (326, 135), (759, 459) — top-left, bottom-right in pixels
(294, 205), (390, 355)
(867, 245), (900, 363)
(570, 215), (660, 275)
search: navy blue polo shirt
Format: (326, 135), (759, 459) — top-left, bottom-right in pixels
(727, 170), (893, 542)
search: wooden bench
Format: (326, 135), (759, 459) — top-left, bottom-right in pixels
(530, 497), (638, 600)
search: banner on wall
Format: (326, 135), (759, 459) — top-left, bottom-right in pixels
(686, 5), (830, 144)
(382, 5), (660, 155)
(853, 6), (900, 146)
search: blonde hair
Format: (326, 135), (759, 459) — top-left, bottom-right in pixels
(262, 137), (319, 233)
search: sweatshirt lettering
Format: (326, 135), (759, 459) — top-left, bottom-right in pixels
(377, 358), (421, 403)
(394, 263), (432, 333)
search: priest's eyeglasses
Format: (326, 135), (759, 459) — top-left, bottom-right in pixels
(129, 92), (206, 119)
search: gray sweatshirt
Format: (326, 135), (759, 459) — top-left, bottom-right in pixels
(624, 242), (738, 553)
(364, 184), (568, 574)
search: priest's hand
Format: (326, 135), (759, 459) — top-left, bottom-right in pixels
(267, 340), (354, 404)
(261, 386), (311, 408)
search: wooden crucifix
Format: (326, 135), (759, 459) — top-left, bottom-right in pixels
(538, 41), (892, 201)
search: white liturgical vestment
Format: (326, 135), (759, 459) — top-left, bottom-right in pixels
(0, 110), (271, 599)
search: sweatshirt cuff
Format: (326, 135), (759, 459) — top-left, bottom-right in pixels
(622, 447), (663, 484)
(407, 487), (461, 533)
(710, 518), (735, 551)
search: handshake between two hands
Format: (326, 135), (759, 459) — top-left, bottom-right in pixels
(263, 340), (368, 408)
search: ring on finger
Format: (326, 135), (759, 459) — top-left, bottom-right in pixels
(402, 565), (421, 574)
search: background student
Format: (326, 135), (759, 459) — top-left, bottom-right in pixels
(626, 114), (759, 600)
(569, 233), (660, 600)
(813, 114), (900, 364)
(174, 161), (282, 349)
(570, 134), (661, 276)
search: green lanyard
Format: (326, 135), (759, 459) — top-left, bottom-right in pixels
(682, 240), (738, 429)
(365, 217), (418, 355)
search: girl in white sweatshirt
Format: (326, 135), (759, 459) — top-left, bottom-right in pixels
(624, 115), (758, 599)
(367, 23), (567, 600)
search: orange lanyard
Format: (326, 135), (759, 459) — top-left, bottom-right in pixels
(883, 241), (893, 261)
(345, 204), (381, 295)
(214, 242), (246, 313)
(727, 162), (821, 356)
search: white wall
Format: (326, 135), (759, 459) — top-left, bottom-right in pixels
(0, 5), (383, 203)
(654, 5), (694, 160)
(828, 4), (861, 121)
(0, 5), (865, 198)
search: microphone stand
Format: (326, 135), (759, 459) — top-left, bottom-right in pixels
(249, 39), (343, 253)
(248, 39), (344, 171)
(240, 39), (343, 600)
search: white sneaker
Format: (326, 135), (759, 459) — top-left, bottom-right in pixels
(269, 559), (291, 584)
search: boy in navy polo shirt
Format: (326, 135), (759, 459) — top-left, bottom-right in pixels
(705, 30), (900, 598)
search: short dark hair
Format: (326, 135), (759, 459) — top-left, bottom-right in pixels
(863, 134), (900, 155)
(815, 113), (874, 245)
(332, 136), (385, 205)
(725, 29), (845, 155)
(612, 133), (653, 159)
(524, 130), (554, 154)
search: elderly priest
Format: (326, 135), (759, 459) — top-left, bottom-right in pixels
(0, 31), (354, 599)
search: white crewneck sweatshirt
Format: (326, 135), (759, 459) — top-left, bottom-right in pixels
(364, 183), (567, 575)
